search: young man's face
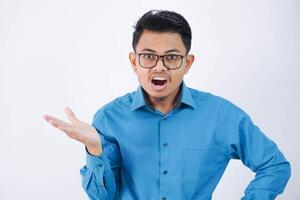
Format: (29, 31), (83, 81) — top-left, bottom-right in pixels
(129, 30), (194, 100)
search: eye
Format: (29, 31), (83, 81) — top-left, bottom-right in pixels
(165, 54), (181, 61)
(142, 53), (155, 60)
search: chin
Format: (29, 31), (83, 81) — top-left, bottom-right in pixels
(149, 93), (168, 99)
(147, 89), (172, 99)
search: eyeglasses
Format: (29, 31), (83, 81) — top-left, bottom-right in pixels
(136, 53), (185, 70)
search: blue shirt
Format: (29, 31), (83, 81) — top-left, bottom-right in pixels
(80, 82), (291, 200)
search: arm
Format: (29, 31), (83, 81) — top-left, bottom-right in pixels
(228, 108), (291, 199)
(80, 108), (121, 200)
(43, 107), (121, 200)
(80, 133), (121, 200)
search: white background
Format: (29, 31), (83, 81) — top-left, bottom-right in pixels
(0, 0), (299, 199)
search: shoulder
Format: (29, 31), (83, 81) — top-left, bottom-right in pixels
(92, 90), (136, 121)
(188, 86), (247, 118)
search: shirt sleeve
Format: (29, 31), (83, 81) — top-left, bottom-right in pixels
(228, 107), (291, 199)
(80, 108), (122, 200)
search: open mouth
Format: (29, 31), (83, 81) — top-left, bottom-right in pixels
(151, 77), (168, 91)
(151, 77), (167, 86)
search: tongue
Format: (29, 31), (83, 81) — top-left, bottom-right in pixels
(152, 80), (166, 85)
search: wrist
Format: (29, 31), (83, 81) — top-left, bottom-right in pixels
(86, 145), (103, 156)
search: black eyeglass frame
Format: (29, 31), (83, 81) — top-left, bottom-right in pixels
(135, 53), (185, 70)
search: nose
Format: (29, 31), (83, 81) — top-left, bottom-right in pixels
(153, 57), (166, 71)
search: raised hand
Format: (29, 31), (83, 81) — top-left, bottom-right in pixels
(43, 107), (102, 156)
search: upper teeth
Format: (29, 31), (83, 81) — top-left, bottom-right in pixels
(152, 77), (166, 81)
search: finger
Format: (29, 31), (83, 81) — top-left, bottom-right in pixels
(43, 114), (54, 122)
(57, 125), (74, 135)
(57, 125), (81, 141)
(64, 107), (79, 123)
(43, 114), (68, 128)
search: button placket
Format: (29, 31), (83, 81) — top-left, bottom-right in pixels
(159, 117), (170, 199)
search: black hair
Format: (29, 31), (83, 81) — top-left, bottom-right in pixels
(132, 10), (192, 54)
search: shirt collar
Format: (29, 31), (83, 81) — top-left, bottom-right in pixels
(179, 81), (196, 109)
(130, 85), (147, 111)
(130, 81), (196, 111)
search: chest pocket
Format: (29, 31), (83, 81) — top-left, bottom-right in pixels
(182, 149), (229, 200)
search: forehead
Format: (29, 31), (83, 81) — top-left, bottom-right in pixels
(136, 30), (186, 53)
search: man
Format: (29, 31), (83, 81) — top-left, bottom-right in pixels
(44, 10), (291, 200)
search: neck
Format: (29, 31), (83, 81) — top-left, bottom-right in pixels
(148, 87), (181, 114)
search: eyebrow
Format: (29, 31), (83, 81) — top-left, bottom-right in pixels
(140, 48), (181, 54)
(164, 49), (181, 54)
(140, 48), (156, 53)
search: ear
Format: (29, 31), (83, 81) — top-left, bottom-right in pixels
(183, 54), (195, 74)
(129, 52), (137, 73)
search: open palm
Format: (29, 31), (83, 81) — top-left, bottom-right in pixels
(44, 107), (102, 155)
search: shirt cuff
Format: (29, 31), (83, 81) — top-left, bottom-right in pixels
(85, 146), (109, 171)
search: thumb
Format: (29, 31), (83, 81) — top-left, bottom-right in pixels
(64, 107), (80, 123)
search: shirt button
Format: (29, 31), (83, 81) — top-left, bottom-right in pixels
(163, 170), (168, 175)
(163, 143), (168, 147)
(161, 197), (167, 200)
